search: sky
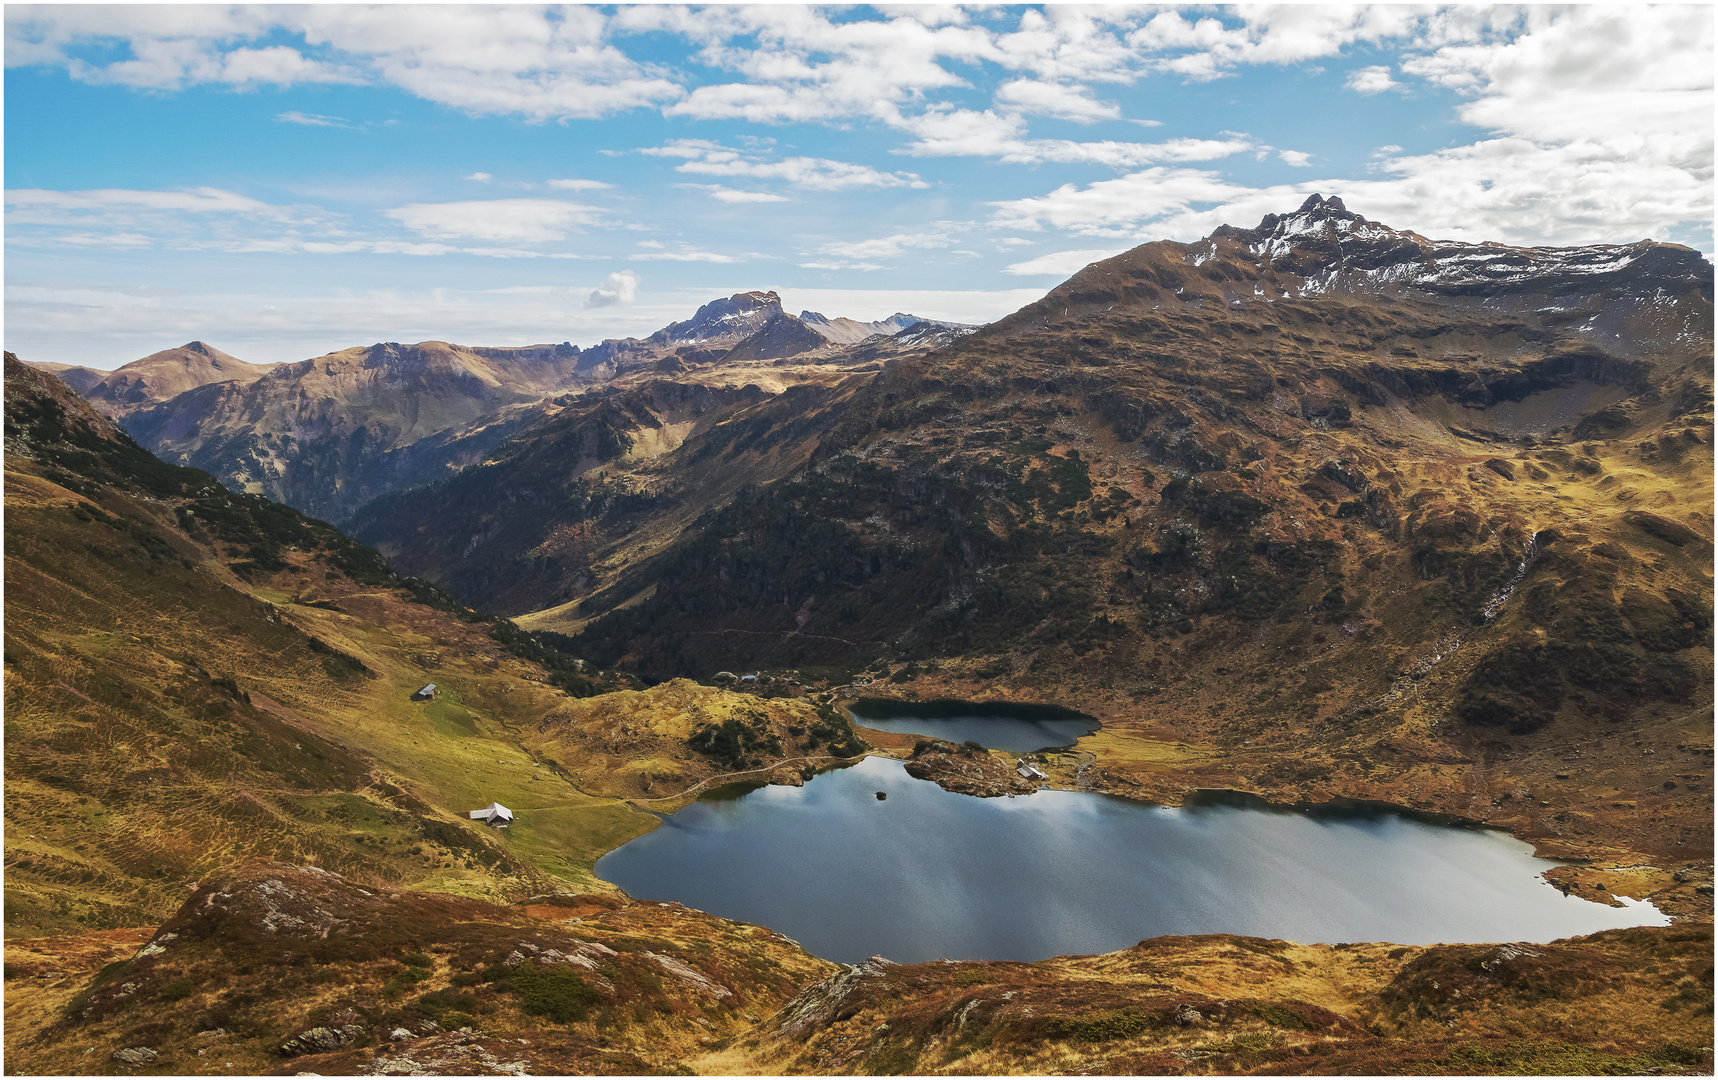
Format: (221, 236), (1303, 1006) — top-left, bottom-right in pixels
(5, 4), (1713, 369)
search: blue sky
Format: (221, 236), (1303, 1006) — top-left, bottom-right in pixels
(5, 5), (1713, 368)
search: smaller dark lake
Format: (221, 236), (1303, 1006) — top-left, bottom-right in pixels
(847, 698), (1099, 752)
(597, 757), (1668, 965)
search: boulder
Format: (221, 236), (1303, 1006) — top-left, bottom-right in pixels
(111, 1047), (158, 1065)
(280, 1025), (365, 1057)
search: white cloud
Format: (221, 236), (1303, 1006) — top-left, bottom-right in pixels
(629, 249), (744, 263)
(801, 223), (967, 270)
(985, 7), (1712, 251)
(706, 187), (790, 204)
(7, 5), (683, 119)
(644, 140), (926, 191)
(798, 260), (886, 272)
(894, 107), (1254, 166)
(383, 199), (601, 243)
(465, 171), (492, 183)
(586, 269), (638, 307)
(994, 78), (1120, 122)
(6, 186), (282, 219)
(277, 110), (358, 128)
(4, 7), (1456, 129)
(4, 184), (617, 260)
(989, 167), (1255, 237)
(546, 178), (614, 191)
(1278, 150), (1314, 168)
(1345, 65), (1400, 95)
(1003, 248), (1130, 276)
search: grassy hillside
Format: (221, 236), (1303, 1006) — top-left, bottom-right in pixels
(3, 352), (659, 934)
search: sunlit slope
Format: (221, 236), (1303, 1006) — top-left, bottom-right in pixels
(2, 353), (657, 934)
(523, 201), (1714, 862)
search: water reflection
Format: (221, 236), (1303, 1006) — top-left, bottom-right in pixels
(597, 756), (1666, 965)
(847, 701), (1099, 752)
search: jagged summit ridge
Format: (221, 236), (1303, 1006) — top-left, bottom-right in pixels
(1208, 194), (1711, 299)
(652, 290), (784, 345)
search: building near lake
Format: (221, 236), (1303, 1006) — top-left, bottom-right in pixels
(468, 802), (513, 828)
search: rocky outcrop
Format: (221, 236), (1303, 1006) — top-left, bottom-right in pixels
(281, 1024), (367, 1057)
(774, 954), (896, 1038)
(902, 739), (1040, 798)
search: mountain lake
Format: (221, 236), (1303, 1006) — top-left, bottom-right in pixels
(598, 736), (1668, 965)
(846, 698), (1099, 752)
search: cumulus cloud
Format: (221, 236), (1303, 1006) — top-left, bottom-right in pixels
(5, 5), (1710, 266)
(383, 199), (601, 243)
(7, 5), (683, 119)
(1345, 65), (1400, 95)
(986, 6), (1712, 250)
(586, 269), (638, 307)
(0, 7), (1442, 128)
(994, 78), (1120, 122)
(546, 178), (614, 191)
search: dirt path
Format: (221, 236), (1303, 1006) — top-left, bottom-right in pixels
(628, 753), (877, 807)
(1071, 750), (1097, 792)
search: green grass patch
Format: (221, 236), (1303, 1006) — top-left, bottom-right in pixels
(512, 965), (599, 1023)
(1045, 1008), (1155, 1042)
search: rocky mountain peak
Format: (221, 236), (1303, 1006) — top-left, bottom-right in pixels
(653, 290), (785, 345)
(1217, 196), (1711, 299)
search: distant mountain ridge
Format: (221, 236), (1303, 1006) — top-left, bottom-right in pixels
(53, 292), (970, 524)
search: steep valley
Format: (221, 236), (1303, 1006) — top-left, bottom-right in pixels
(4, 197), (1714, 1076)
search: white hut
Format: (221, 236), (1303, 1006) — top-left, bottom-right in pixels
(468, 802), (513, 828)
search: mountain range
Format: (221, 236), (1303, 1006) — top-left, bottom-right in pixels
(26, 292), (972, 525)
(5, 195), (1711, 1075)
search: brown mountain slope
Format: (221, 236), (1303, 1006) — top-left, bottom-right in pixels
(81, 340), (271, 418)
(494, 198), (1714, 867)
(348, 377), (865, 615)
(99, 294), (955, 528)
(2, 351), (665, 934)
(120, 339), (586, 522)
(6, 862), (1709, 1076)
(19, 358), (109, 395)
(3, 341), (1712, 1077)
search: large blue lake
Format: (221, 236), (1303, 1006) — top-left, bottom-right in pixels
(596, 756), (1667, 964)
